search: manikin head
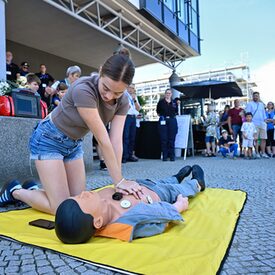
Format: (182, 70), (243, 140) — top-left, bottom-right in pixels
(55, 191), (105, 244)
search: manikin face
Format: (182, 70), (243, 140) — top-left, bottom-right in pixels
(98, 75), (127, 102)
(28, 82), (39, 92)
(72, 191), (104, 228)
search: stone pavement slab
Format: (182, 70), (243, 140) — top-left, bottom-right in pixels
(1, 156), (275, 274)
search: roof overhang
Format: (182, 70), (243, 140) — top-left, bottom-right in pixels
(6, 0), (198, 69)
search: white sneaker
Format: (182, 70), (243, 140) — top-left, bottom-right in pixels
(255, 153), (261, 159)
(261, 153), (269, 159)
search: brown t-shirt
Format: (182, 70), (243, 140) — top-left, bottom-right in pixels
(51, 74), (129, 139)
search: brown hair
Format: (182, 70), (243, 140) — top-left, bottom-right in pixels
(26, 73), (41, 85)
(57, 82), (68, 91)
(113, 45), (131, 58)
(100, 54), (135, 86)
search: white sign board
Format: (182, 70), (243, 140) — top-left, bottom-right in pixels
(175, 115), (191, 149)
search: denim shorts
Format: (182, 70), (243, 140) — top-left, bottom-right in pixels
(29, 116), (84, 162)
(205, 135), (215, 143)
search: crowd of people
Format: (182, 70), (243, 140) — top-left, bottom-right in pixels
(6, 51), (82, 110)
(203, 92), (275, 159)
(5, 51), (275, 163)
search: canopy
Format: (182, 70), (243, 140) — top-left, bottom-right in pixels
(173, 80), (243, 100)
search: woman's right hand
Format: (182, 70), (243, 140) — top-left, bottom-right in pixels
(115, 179), (143, 200)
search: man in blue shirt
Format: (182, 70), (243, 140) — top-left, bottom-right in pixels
(245, 91), (268, 158)
(55, 164), (205, 244)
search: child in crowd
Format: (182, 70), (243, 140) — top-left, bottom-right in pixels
(218, 129), (238, 159)
(26, 73), (41, 96)
(204, 104), (219, 157)
(51, 83), (68, 109)
(241, 112), (257, 159)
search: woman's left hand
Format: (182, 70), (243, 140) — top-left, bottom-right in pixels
(115, 179), (144, 200)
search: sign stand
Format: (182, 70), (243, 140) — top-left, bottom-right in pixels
(175, 115), (194, 160)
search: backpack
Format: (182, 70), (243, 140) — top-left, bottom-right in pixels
(0, 95), (15, 116)
(0, 89), (47, 119)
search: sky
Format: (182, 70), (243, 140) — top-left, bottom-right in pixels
(134, 0), (275, 103)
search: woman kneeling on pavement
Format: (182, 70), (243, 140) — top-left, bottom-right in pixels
(0, 53), (143, 214)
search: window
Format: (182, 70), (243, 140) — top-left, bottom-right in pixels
(164, 0), (176, 12)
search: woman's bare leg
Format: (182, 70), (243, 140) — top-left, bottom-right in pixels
(13, 160), (70, 214)
(65, 158), (86, 196)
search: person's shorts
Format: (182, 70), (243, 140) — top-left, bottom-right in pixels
(242, 138), (254, 148)
(205, 136), (215, 143)
(29, 116), (84, 162)
(255, 125), (267, 139)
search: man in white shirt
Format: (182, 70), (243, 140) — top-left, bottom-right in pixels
(245, 91), (268, 158)
(122, 84), (141, 163)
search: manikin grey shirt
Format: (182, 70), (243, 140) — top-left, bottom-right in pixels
(51, 74), (129, 140)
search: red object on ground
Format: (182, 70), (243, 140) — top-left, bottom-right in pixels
(0, 95), (15, 116)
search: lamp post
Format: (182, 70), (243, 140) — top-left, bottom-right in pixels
(169, 70), (180, 100)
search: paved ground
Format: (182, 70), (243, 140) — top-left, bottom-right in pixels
(1, 156), (275, 274)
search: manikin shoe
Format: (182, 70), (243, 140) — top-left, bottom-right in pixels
(174, 165), (192, 183)
(22, 179), (39, 190)
(191, 165), (206, 191)
(0, 179), (22, 206)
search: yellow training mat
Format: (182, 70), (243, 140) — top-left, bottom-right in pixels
(0, 188), (246, 275)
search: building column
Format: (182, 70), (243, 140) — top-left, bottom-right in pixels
(0, 0), (6, 81)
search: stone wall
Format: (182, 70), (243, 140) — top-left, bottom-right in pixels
(0, 116), (93, 186)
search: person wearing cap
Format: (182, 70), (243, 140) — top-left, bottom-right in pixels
(55, 165), (205, 244)
(19, 62), (30, 76)
(218, 129), (238, 159)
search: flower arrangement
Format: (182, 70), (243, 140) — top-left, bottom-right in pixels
(16, 76), (28, 88)
(0, 81), (12, 96)
(0, 77), (29, 97)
